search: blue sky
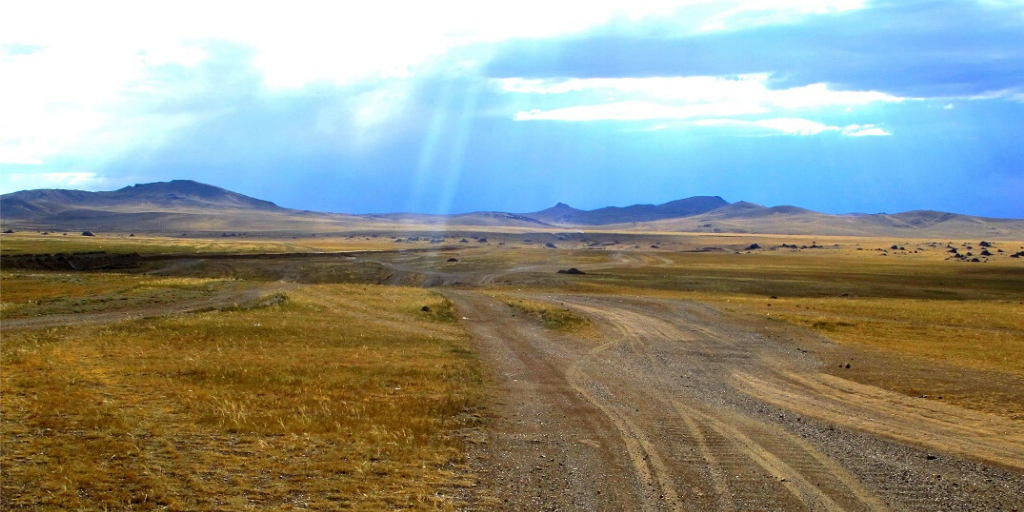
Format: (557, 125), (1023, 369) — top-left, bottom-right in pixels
(2, 0), (1023, 218)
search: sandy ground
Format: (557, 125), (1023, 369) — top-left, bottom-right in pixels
(448, 290), (1024, 511)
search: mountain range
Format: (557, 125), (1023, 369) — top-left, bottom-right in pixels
(2, 180), (1023, 238)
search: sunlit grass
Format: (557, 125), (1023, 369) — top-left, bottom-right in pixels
(0, 233), (309, 256)
(0, 272), (235, 320)
(719, 296), (1024, 376)
(1, 283), (483, 511)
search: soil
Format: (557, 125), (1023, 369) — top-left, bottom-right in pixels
(448, 290), (1024, 511)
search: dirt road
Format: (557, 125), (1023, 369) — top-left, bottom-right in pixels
(447, 290), (1024, 511)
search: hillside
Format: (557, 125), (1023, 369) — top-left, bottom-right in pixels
(527, 196), (728, 225)
(635, 204), (1024, 239)
(0, 180), (364, 234)
(3, 180), (1023, 238)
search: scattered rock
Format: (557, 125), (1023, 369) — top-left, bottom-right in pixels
(745, 243), (761, 250)
(545, 242), (557, 249)
(81, 231), (95, 236)
(447, 258), (459, 262)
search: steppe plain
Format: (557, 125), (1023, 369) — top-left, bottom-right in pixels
(2, 226), (1023, 511)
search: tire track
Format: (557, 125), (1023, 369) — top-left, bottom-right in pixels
(2, 282), (296, 330)
(558, 296), (885, 511)
(733, 370), (1024, 471)
(452, 288), (1022, 510)
(565, 338), (685, 512)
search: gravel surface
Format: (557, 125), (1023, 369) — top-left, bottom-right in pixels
(448, 290), (1024, 511)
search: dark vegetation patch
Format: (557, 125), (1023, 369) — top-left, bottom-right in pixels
(1, 251), (142, 271)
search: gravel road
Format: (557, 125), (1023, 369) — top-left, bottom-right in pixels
(447, 290), (1024, 511)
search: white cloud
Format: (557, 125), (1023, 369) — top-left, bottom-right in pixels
(694, 117), (836, 135)
(515, 100), (766, 121)
(502, 75), (903, 108)
(692, 118), (891, 136)
(696, 0), (869, 32)
(842, 125), (891, 136)
(0, 1), (709, 168)
(505, 75), (903, 131)
(0, 172), (105, 193)
(0, 0), (897, 170)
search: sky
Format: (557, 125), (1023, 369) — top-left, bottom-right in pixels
(2, 0), (1023, 218)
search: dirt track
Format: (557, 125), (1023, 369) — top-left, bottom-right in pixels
(1, 282), (295, 330)
(448, 290), (1024, 511)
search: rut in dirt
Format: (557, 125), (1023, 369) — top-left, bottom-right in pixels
(448, 290), (1024, 512)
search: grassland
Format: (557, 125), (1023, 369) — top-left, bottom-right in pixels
(0, 232), (415, 256)
(1, 280), (483, 510)
(2, 231), (1023, 508)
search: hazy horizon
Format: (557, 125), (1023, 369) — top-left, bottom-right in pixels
(2, 1), (1022, 218)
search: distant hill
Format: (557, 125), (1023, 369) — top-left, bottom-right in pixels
(2, 180), (1023, 238)
(364, 211), (550, 228)
(636, 203), (1024, 239)
(0, 180), (363, 233)
(1, 180), (282, 218)
(527, 196), (728, 225)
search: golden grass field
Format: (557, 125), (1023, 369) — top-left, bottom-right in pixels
(1, 276), (482, 510)
(2, 231), (1023, 509)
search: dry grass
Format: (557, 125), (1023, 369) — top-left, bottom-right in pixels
(0, 272), (233, 319)
(0, 233), (310, 256)
(719, 295), (1024, 376)
(1, 283), (483, 511)
(500, 296), (593, 333)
